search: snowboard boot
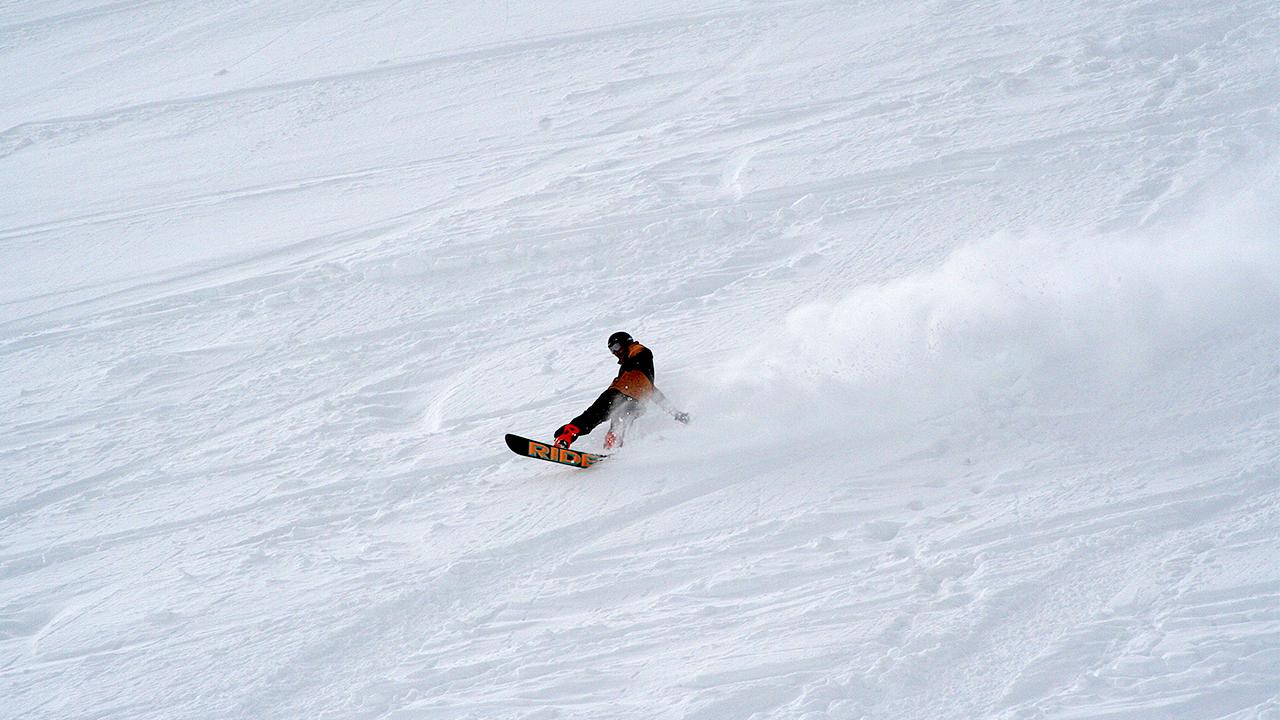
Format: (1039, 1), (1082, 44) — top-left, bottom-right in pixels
(554, 424), (580, 449)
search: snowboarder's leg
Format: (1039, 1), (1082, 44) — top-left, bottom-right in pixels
(605, 397), (643, 448)
(569, 389), (629, 437)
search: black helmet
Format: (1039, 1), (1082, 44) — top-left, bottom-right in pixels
(607, 331), (633, 353)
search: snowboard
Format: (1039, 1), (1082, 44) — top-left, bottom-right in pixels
(505, 433), (608, 469)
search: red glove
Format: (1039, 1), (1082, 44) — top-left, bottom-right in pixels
(554, 424), (580, 449)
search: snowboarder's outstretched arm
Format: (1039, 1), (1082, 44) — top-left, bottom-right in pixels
(649, 385), (690, 424)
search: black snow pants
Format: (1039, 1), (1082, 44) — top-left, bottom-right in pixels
(570, 389), (644, 439)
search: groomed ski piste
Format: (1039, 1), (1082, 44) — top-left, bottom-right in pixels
(2, 2), (1278, 718)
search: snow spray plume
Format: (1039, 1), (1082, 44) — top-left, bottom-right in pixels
(702, 169), (1280, 448)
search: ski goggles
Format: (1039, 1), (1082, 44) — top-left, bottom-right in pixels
(609, 340), (625, 353)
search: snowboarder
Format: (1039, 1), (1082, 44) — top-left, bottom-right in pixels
(553, 332), (689, 449)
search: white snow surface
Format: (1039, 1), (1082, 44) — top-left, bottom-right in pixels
(3, 1), (1279, 718)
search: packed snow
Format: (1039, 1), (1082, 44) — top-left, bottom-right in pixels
(2, 1), (1278, 718)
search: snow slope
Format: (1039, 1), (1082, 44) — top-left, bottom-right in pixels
(2, 1), (1278, 718)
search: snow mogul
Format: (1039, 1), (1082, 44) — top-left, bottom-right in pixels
(553, 332), (689, 450)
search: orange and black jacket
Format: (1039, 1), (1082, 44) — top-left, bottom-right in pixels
(609, 342), (657, 400)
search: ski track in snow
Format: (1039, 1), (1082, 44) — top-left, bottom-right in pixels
(1, 1), (1278, 718)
